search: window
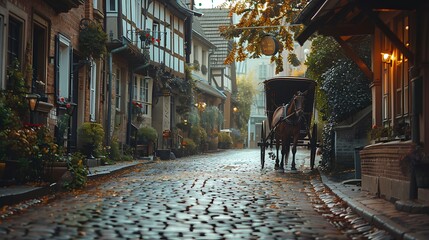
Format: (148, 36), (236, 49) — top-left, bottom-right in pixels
(394, 16), (410, 118)
(202, 50), (207, 66)
(259, 64), (267, 80)
(7, 16), (23, 67)
(153, 23), (159, 40)
(141, 77), (149, 114)
(133, 76), (138, 100)
(115, 68), (121, 111)
(58, 34), (71, 100)
(33, 16), (48, 96)
(107, 0), (117, 12)
(90, 61), (97, 121)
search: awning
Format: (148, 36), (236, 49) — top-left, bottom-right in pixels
(193, 74), (226, 100)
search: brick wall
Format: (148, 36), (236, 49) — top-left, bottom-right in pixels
(360, 140), (415, 200)
(334, 107), (371, 168)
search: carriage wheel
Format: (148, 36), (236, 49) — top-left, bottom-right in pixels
(310, 123), (317, 170)
(260, 121), (266, 169)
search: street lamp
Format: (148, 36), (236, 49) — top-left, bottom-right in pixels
(25, 93), (40, 123)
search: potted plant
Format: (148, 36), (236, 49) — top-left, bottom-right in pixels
(77, 122), (105, 160)
(218, 132), (233, 149)
(78, 21), (107, 59)
(136, 126), (158, 157)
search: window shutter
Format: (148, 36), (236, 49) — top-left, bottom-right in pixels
(54, 35), (60, 101)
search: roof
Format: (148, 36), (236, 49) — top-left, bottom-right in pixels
(294, 0), (419, 46)
(192, 17), (216, 49)
(197, 8), (233, 68)
(192, 73), (226, 100)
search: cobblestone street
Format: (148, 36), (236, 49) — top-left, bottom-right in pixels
(0, 149), (390, 239)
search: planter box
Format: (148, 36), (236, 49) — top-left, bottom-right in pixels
(44, 162), (68, 182)
(156, 149), (171, 160)
(85, 158), (101, 167)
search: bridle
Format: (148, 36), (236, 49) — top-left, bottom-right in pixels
(284, 91), (306, 125)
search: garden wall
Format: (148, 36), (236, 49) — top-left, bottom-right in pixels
(360, 141), (415, 201)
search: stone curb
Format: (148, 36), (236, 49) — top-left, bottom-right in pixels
(320, 174), (408, 239)
(0, 160), (154, 207)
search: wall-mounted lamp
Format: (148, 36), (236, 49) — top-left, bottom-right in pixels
(195, 102), (207, 112)
(381, 52), (393, 64)
(26, 93), (40, 124)
(233, 107), (239, 113)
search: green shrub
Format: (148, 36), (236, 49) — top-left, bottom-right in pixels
(77, 122), (105, 157)
(190, 125), (207, 150)
(182, 138), (197, 155)
(63, 152), (88, 190)
(108, 137), (121, 162)
(230, 128), (244, 144)
(137, 126), (158, 144)
(218, 132), (232, 149)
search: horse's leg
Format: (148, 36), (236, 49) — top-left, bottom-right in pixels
(274, 134), (280, 170)
(280, 135), (289, 170)
(291, 131), (299, 171)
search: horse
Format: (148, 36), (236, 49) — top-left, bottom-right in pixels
(270, 90), (307, 171)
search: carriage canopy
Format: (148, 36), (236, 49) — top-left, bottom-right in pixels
(263, 77), (316, 131)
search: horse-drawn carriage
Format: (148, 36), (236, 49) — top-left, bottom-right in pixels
(258, 77), (318, 170)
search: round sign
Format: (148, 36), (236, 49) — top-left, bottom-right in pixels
(260, 35), (279, 56)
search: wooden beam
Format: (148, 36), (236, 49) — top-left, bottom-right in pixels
(334, 36), (374, 81)
(319, 23), (374, 36)
(360, 0), (417, 11)
(357, 4), (415, 63)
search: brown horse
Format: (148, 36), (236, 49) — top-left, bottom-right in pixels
(271, 91), (307, 171)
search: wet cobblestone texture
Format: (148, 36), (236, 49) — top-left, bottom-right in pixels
(0, 149), (392, 239)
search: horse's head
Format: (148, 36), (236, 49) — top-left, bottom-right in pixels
(291, 90), (307, 119)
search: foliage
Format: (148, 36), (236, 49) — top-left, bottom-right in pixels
(174, 65), (196, 117)
(0, 95), (21, 133)
(63, 152), (88, 190)
(305, 35), (372, 167)
(78, 21), (107, 59)
(190, 125), (207, 148)
(368, 125), (393, 141)
(305, 36), (343, 121)
(1, 125), (61, 182)
(219, 0), (308, 74)
(321, 59), (371, 122)
(230, 128), (244, 144)
(218, 132), (233, 149)
(77, 122), (105, 157)
(400, 146), (429, 176)
(109, 137), (122, 162)
(321, 120), (335, 169)
(235, 74), (257, 132)
(188, 109), (201, 126)
(201, 106), (222, 136)
(4, 59), (29, 123)
(181, 138), (197, 155)
(288, 53), (301, 67)
(57, 114), (70, 147)
(193, 60), (200, 71)
(137, 126), (158, 144)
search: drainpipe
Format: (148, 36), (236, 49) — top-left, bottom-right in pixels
(126, 63), (150, 145)
(106, 37), (128, 146)
(208, 49), (215, 85)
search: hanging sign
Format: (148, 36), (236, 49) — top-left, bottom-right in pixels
(260, 34), (279, 56)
